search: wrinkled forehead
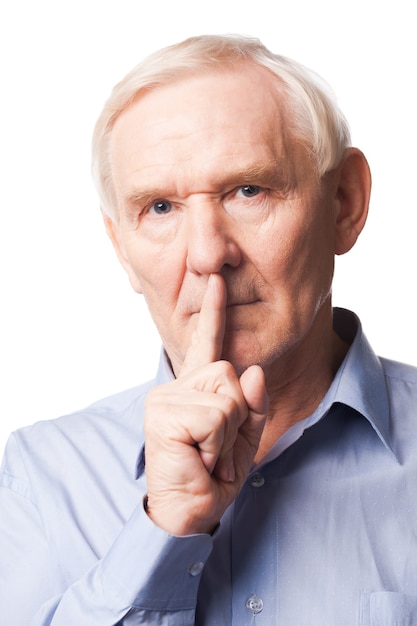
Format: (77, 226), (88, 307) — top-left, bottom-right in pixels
(108, 67), (320, 214)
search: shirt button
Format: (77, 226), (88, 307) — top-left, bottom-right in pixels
(246, 594), (264, 614)
(187, 561), (204, 577)
(249, 472), (265, 487)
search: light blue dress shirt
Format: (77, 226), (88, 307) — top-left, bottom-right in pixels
(1, 308), (417, 625)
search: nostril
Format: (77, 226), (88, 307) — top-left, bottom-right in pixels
(186, 236), (241, 275)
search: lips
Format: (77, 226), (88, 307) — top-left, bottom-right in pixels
(226, 299), (257, 307)
(186, 278), (260, 314)
(188, 298), (257, 317)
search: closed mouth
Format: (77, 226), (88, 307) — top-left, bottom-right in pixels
(226, 299), (258, 307)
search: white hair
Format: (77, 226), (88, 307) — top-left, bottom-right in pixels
(92, 34), (351, 220)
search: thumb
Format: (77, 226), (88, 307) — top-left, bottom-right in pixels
(240, 365), (268, 418)
(239, 365), (268, 449)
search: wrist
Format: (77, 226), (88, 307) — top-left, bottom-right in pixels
(142, 492), (219, 536)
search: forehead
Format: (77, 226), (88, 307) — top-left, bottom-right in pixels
(110, 66), (308, 197)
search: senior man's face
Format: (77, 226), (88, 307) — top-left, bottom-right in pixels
(107, 65), (342, 377)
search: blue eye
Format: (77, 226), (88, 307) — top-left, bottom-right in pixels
(151, 200), (172, 215)
(240, 185), (261, 198)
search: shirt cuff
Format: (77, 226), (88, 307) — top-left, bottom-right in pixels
(100, 500), (214, 611)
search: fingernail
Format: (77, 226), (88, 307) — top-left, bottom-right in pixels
(215, 458), (235, 483)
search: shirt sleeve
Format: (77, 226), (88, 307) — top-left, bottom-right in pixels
(0, 435), (213, 626)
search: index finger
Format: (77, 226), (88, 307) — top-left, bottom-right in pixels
(180, 273), (227, 376)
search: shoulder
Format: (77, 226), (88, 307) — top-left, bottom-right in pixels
(3, 378), (157, 485)
(21, 378), (154, 435)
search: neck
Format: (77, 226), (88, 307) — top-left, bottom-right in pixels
(254, 307), (349, 464)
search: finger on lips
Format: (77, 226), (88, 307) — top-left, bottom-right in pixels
(180, 273), (227, 376)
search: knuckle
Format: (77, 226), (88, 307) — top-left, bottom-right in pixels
(221, 394), (239, 417)
(217, 360), (236, 378)
(206, 395), (239, 429)
(206, 404), (227, 427)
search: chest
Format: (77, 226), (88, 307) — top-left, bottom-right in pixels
(197, 420), (417, 625)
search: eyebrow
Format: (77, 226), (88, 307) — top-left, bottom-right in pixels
(124, 160), (294, 208)
(215, 161), (292, 189)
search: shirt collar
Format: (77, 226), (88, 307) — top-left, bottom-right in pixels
(330, 308), (396, 459)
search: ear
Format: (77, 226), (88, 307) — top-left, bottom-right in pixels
(333, 148), (371, 255)
(102, 212), (143, 294)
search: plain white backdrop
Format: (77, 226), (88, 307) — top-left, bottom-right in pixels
(1, 0), (416, 454)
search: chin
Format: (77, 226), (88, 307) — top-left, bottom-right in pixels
(222, 328), (290, 376)
(221, 333), (264, 375)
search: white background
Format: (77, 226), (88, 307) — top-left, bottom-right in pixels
(0, 0), (416, 454)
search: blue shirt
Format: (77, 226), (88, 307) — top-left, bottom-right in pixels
(1, 308), (417, 625)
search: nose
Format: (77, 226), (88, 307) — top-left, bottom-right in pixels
(185, 203), (242, 275)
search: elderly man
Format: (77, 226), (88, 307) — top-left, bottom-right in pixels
(1, 34), (417, 625)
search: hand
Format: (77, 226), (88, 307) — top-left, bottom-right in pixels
(143, 274), (268, 535)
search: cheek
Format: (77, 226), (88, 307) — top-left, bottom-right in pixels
(292, 228), (335, 310)
(123, 233), (178, 293)
(260, 211), (333, 294)
(139, 267), (180, 312)
(258, 219), (308, 279)
(129, 245), (187, 326)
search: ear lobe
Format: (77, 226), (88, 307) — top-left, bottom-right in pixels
(102, 212), (144, 294)
(333, 148), (371, 255)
